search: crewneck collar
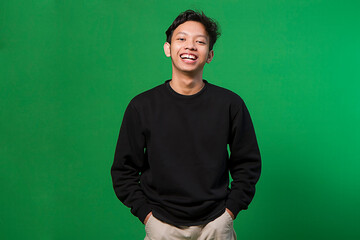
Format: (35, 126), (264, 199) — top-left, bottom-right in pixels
(164, 79), (208, 101)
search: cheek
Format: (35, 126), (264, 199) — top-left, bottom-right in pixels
(171, 44), (181, 52)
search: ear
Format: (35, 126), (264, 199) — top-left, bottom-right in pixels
(206, 50), (214, 63)
(164, 42), (171, 57)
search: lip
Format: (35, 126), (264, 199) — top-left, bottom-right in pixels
(181, 58), (197, 64)
(179, 53), (198, 64)
(180, 52), (198, 58)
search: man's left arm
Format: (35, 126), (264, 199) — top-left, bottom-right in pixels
(226, 99), (262, 219)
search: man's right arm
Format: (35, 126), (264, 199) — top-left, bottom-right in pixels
(110, 101), (152, 223)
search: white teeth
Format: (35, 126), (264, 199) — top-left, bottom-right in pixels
(181, 54), (196, 60)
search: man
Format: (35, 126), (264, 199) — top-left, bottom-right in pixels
(111, 9), (261, 240)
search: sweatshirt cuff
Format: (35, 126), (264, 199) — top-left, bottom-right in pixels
(225, 199), (247, 219)
(136, 204), (152, 224)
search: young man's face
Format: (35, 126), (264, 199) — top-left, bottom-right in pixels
(164, 21), (214, 76)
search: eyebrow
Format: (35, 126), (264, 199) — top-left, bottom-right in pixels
(175, 32), (208, 39)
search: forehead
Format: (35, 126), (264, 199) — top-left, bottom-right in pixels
(172, 21), (209, 39)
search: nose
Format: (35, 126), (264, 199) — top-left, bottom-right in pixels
(185, 40), (197, 50)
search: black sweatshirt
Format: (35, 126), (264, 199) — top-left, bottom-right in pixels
(111, 79), (261, 226)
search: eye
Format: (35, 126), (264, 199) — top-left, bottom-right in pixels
(197, 40), (206, 44)
(178, 38), (185, 41)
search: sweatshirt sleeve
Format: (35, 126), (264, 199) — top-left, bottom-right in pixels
(225, 99), (261, 219)
(110, 101), (152, 223)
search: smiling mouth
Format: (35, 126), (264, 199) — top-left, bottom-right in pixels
(180, 53), (198, 60)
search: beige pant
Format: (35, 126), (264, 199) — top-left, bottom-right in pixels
(144, 211), (237, 240)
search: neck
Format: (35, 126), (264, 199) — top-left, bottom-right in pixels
(170, 69), (204, 95)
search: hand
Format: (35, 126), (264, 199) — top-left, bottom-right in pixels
(226, 208), (235, 220)
(144, 212), (152, 225)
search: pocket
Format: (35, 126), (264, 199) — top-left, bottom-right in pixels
(145, 215), (153, 227)
(224, 210), (234, 222)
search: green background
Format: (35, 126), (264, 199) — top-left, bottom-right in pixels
(1, 0), (359, 239)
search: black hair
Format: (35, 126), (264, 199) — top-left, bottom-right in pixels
(165, 9), (221, 51)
